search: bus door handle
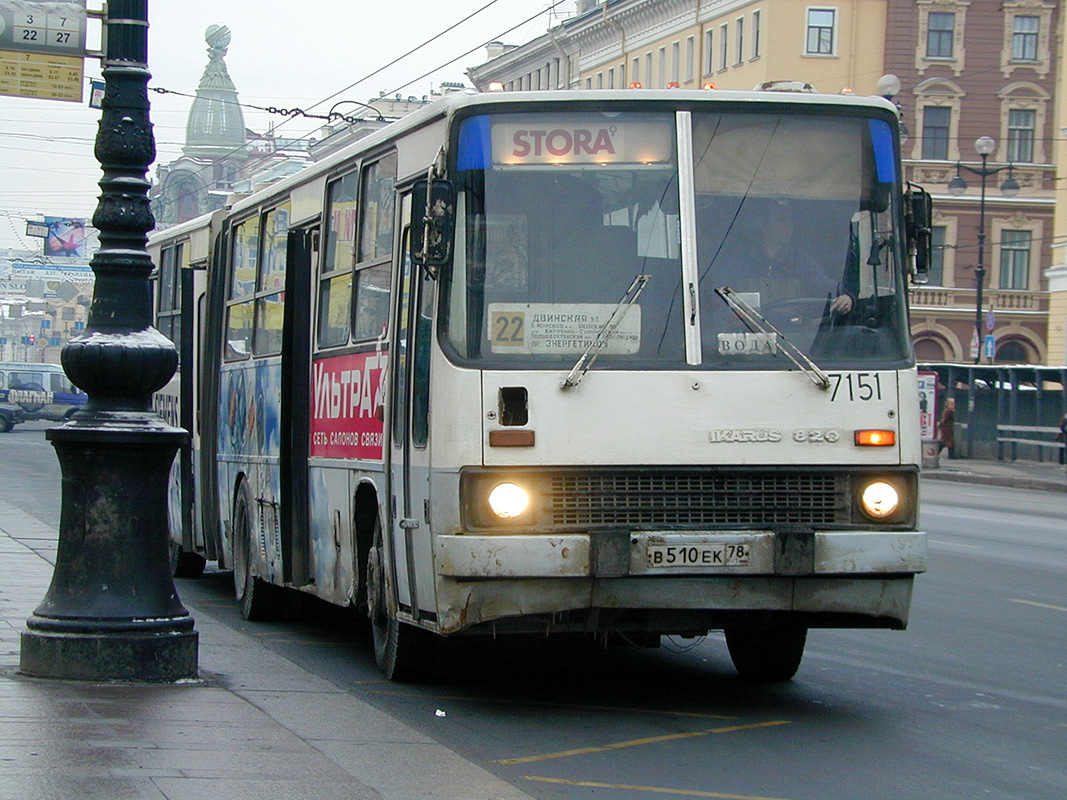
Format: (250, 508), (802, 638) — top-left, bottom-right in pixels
(399, 518), (420, 530)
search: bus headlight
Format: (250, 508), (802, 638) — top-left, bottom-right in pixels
(487, 482), (530, 519)
(860, 481), (899, 519)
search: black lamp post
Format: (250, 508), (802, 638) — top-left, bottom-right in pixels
(19, 1), (198, 681)
(947, 136), (1020, 364)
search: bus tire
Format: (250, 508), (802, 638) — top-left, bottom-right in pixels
(232, 484), (277, 621)
(366, 520), (431, 680)
(0, 416), (11, 433)
(724, 627), (807, 681)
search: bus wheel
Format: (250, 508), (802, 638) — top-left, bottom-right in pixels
(366, 522), (431, 680)
(0, 416), (11, 433)
(232, 485), (276, 621)
(724, 627), (807, 681)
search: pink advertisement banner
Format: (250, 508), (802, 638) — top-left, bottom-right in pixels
(311, 350), (388, 460)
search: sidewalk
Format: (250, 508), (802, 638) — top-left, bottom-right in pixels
(921, 454), (1067, 493)
(0, 498), (534, 800)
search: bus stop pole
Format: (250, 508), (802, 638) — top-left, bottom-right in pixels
(19, 0), (198, 681)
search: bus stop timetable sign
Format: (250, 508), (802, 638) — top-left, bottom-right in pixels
(0, 1), (87, 101)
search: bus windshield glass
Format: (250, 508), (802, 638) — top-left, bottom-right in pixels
(443, 108), (911, 370)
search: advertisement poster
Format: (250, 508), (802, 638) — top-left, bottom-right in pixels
(310, 350), (388, 460)
(918, 371), (938, 440)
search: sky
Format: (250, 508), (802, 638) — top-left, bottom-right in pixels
(0, 0), (573, 253)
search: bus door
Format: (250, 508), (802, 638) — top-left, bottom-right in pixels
(388, 193), (435, 621)
(280, 226), (316, 586)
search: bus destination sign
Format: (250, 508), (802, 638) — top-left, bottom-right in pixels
(491, 119), (673, 166)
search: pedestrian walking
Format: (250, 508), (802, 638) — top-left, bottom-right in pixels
(939, 398), (956, 459)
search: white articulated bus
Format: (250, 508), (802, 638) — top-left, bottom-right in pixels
(150, 89), (931, 681)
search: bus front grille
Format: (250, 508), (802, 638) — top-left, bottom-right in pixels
(545, 471), (849, 527)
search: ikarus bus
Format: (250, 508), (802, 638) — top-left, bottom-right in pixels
(150, 89), (932, 681)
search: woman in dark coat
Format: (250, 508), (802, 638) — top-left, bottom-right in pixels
(938, 398), (956, 459)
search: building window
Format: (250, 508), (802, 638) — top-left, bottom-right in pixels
(686, 36), (695, 82)
(1012, 16), (1039, 61)
(671, 41), (680, 83)
(646, 52), (653, 86)
(704, 29), (714, 75)
(1006, 108), (1035, 163)
(659, 46), (667, 86)
(921, 106), (951, 159)
(596, 72), (603, 89)
(928, 225), (946, 285)
(927, 12), (954, 58)
(806, 8), (835, 55)
(751, 10), (761, 59)
(999, 230), (1031, 289)
(632, 57), (640, 86)
(719, 24), (728, 70)
(735, 18), (744, 65)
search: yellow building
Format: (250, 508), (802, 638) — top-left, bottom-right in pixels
(468, 0), (890, 97)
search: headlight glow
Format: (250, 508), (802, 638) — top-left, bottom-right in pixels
(487, 482), (530, 519)
(861, 481), (900, 519)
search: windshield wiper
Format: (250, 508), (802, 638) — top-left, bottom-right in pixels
(715, 286), (831, 391)
(561, 274), (650, 391)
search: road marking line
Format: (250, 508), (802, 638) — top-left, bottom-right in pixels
(495, 720), (790, 764)
(522, 775), (792, 799)
(1009, 598), (1067, 613)
(367, 689), (736, 720)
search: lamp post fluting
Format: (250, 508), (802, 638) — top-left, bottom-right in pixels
(947, 136), (1020, 365)
(19, 0), (198, 681)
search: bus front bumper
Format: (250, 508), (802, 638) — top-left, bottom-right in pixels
(431, 530), (926, 633)
(435, 529), (927, 579)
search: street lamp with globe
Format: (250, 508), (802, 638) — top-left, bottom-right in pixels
(947, 136), (1020, 364)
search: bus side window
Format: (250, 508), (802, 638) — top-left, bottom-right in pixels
(318, 171), (359, 348)
(252, 202), (290, 356)
(352, 153), (397, 343)
(225, 216), (258, 360)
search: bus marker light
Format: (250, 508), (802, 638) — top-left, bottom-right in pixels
(855, 430), (895, 446)
(488, 82), (505, 93)
(489, 429), (535, 447)
(488, 483), (530, 519)
(629, 82), (643, 89)
(860, 481), (899, 519)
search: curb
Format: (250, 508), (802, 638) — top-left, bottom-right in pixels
(921, 470), (1067, 493)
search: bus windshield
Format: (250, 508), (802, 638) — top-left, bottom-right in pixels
(443, 108), (912, 370)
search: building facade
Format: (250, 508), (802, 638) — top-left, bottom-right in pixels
(891, 0), (1060, 364)
(467, 0), (1064, 366)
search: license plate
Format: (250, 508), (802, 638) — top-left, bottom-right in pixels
(646, 542), (751, 568)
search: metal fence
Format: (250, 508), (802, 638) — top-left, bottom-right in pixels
(918, 364), (1067, 462)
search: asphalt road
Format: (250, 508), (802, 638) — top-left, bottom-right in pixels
(3, 422), (1064, 800)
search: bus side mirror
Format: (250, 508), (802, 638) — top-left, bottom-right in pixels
(906, 184), (932, 283)
(411, 179), (455, 274)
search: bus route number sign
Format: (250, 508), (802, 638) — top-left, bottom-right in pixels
(488, 303), (641, 355)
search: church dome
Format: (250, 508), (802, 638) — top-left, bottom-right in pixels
(184, 25), (247, 158)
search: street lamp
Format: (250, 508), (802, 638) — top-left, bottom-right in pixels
(947, 136), (1020, 364)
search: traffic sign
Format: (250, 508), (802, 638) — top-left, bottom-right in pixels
(986, 306), (995, 332)
(984, 335), (996, 360)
